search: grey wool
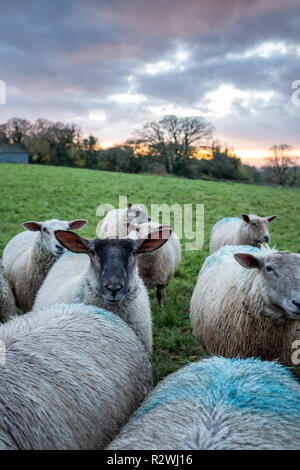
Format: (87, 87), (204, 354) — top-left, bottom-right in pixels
(0, 303), (152, 450)
(0, 261), (16, 322)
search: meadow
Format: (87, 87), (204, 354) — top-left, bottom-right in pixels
(1, 163), (299, 385)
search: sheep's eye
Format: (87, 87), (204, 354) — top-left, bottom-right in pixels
(251, 223), (257, 228)
(136, 227), (140, 232)
(42, 227), (49, 233)
(136, 211), (140, 217)
(90, 249), (96, 256)
(266, 266), (273, 272)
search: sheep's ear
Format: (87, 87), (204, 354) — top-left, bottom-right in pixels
(55, 230), (90, 254)
(241, 214), (250, 223)
(68, 219), (88, 230)
(23, 222), (42, 232)
(137, 225), (172, 254)
(234, 253), (262, 269)
(266, 215), (278, 224)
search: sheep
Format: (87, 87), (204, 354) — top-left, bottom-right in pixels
(0, 261), (16, 322)
(127, 221), (181, 306)
(0, 303), (152, 450)
(209, 213), (278, 254)
(190, 245), (300, 365)
(107, 356), (300, 450)
(33, 226), (172, 355)
(99, 203), (151, 238)
(2, 218), (87, 313)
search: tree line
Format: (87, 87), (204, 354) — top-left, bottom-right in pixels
(0, 116), (298, 186)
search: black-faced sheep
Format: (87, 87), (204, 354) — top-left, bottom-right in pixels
(33, 227), (172, 355)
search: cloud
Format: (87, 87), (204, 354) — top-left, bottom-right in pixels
(0, 0), (299, 157)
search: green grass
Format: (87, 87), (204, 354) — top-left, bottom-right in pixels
(1, 164), (300, 385)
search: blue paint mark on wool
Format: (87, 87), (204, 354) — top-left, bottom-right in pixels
(60, 250), (78, 260)
(56, 303), (128, 329)
(212, 217), (241, 232)
(132, 357), (300, 422)
(84, 304), (128, 329)
(200, 244), (261, 274)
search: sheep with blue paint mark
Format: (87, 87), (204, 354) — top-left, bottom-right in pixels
(0, 261), (16, 322)
(108, 356), (300, 450)
(2, 218), (88, 312)
(190, 245), (300, 365)
(209, 213), (277, 254)
(0, 303), (152, 450)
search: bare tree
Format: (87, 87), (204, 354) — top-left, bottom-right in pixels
(264, 144), (299, 186)
(137, 115), (214, 174)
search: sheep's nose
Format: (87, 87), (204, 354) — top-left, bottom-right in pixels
(148, 217), (151, 222)
(263, 235), (270, 243)
(105, 283), (123, 296)
(292, 300), (300, 310)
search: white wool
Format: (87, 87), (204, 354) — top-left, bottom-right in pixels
(0, 303), (152, 449)
(0, 261), (16, 322)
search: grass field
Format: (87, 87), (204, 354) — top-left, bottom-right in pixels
(1, 163), (300, 385)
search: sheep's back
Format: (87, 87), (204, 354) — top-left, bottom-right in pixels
(108, 357), (300, 450)
(210, 217), (241, 253)
(190, 245), (258, 346)
(0, 303), (152, 449)
(33, 252), (89, 309)
(2, 231), (37, 281)
(0, 262), (16, 321)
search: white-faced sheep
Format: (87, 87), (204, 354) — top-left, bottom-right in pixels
(127, 221), (181, 306)
(33, 226), (172, 355)
(99, 203), (151, 238)
(107, 356), (300, 450)
(209, 214), (277, 254)
(0, 261), (16, 322)
(2, 219), (87, 312)
(190, 245), (300, 365)
(0, 303), (152, 450)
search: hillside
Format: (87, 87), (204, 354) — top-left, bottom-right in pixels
(1, 164), (299, 384)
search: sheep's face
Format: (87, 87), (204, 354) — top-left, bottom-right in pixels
(90, 238), (138, 303)
(127, 204), (151, 225)
(54, 227), (172, 304)
(262, 252), (300, 320)
(235, 251), (300, 321)
(23, 219), (87, 257)
(241, 214), (277, 246)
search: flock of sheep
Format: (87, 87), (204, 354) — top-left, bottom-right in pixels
(0, 203), (299, 450)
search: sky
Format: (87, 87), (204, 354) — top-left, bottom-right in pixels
(0, 0), (300, 164)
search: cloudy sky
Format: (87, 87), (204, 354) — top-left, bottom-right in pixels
(0, 0), (300, 162)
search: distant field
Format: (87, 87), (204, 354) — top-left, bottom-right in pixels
(1, 164), (299, 384)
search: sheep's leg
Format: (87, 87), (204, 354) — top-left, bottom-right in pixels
(156, 285), (165, 307)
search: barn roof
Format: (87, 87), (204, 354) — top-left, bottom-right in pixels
(0, 144), (28, 154)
